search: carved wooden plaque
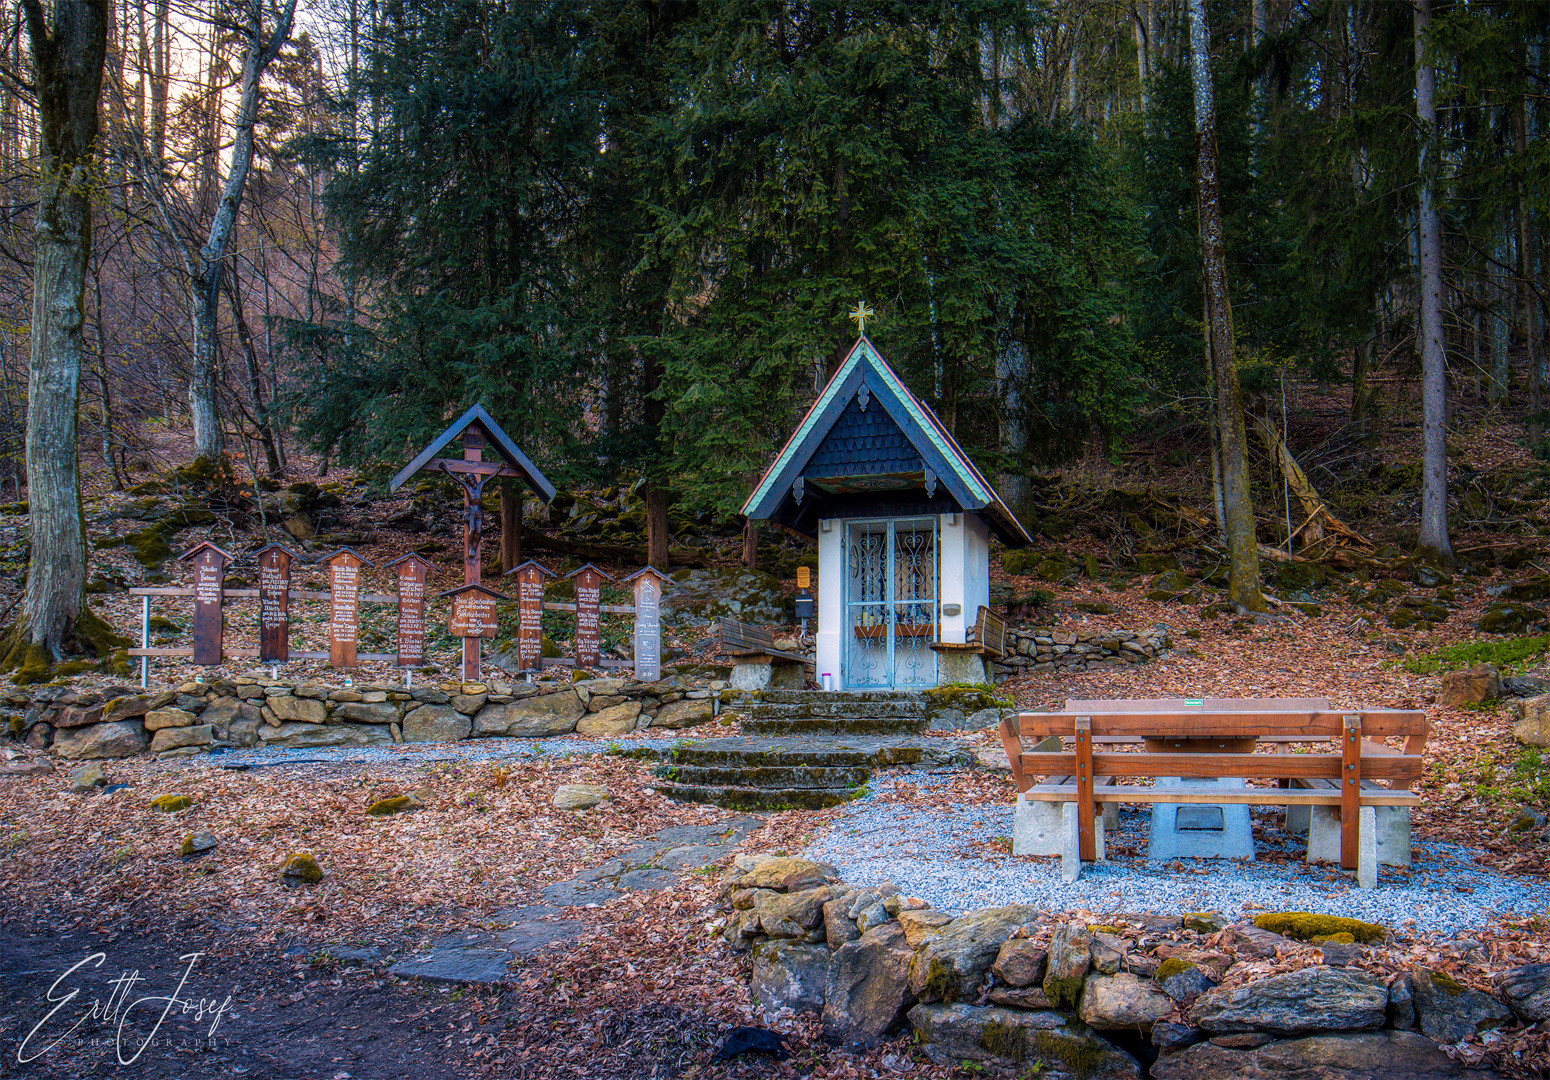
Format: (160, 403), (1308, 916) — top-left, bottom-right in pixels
(514, 562), (552, 672)
(448, 588), (501, 638)
(390, 554), (433, 667)
(256, 544), (294, 662)
(185, 544), (230, 666)
(326, 549), (366, 667)
(572, 565), (606, 668)
(630, 568), (666, 683)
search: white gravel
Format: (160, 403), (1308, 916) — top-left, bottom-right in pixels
(802, 774), (1550, 936)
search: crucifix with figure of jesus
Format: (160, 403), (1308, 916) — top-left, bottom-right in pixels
(390, 405), (557, 678)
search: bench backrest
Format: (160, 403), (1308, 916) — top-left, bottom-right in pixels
(975, 606), (1007, 659)
(1001, 703), (1429, 793)
(718, 617), (775, 654)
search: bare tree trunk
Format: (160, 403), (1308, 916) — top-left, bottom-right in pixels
(741, 519), (759, 572)
(187, 0), (296, 466)
(644, 484), (670, 571)
(10, 0), (108, 670)
(1415, 0), (1452, 562)
(1491, 227), (1512, 405)
(150, 0), (168, 158)
(1519, 82), (1543, 439)
(500, 483), (522, 573)
(1351, 325), (1371, 424)
(1188, 0), (1263, 610)
(223, 271), (282, 475)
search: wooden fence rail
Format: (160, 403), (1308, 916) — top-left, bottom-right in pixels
(129, 546), (669, 687)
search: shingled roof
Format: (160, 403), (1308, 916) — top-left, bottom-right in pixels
(742, 338), (1030, 545)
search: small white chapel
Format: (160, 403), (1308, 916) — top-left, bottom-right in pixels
(742, 334), (1031, 690)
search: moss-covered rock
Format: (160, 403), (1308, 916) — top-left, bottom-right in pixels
(150, 794), (193, 812)
(1002, 550), (1036, 576)
(1253, 912), (1387, 945)
(1154, 958), (1198, 982)
(366, 795), (422, 816)
(1136, 553), (1182, 574)
(282, 852), (323, 884)
(1479, 602), (1547, 635)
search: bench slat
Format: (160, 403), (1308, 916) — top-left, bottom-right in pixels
(1016, 710), (1428, 739)
(1018, 785), (1420, 807)
(1015, 750), (1422, 782)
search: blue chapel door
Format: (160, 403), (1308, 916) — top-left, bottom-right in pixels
(844, 518), (938, 689)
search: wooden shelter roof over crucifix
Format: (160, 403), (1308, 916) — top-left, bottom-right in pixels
(388, 404), (557, 501)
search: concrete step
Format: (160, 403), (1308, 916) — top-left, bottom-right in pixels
(743, 717), (926, 737)
(750, 690), (923, 705)
(666, 742), (879, 769)
(656, 763), (872, 789)
(654, 781), (867, 812)
(741, 702), (926, 720)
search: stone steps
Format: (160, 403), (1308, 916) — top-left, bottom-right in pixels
(742, 716), (927, 737)
(661, 763), (872, 788)
(649, 689), (937, 809)
(652, 781), (865, 812)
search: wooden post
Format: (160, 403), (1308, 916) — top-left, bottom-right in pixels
(625, 567), (667, 682)
(566, 563), (612, 670)
(1074, 716), (1095, 862)
(324, 548), (371, 668)
(440, 582), (508, 682)
(255, 543), (297, 662)
(500, 482), (522, 574)
(179, 542), (232, 667)
(462, 425), (484, 586)
(386, 553), (435, 668)
(509, 560), (554, 673)
(1341, 714), (1362, 870)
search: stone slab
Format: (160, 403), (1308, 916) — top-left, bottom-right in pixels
(388, 947), (511, 986)
(541, 880), (621, 907)
(1306, 803), (1411, 869)
(618, 868), (679, 891)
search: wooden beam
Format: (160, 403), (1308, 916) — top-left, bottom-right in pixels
(1342, 714), (1362, 870)
(1074, 716), (1094, 862)
(1016, 709), (1429, 739)
(1014, 751), (1421, 782)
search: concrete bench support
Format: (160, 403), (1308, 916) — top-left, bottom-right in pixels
(1060, 801), (1105, 882)
(1146, 777), (1255, 863)
(729, 659), (807, 692)
(1013, 786), (1117, 857)
(1307, 802), (1411, 869)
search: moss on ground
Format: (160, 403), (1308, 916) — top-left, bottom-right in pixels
(1402, 634), (1549, 675)
(1031, 1031), (1105, 1078)
(366, 796), (419, 816)
(282, 852), (323, 883)
(1154, 958), (1197, 981)
(1254, 912), (1388, 944)
(151, 794), (193, 812)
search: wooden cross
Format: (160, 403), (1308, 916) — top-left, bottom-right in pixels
(179, 541), (233, 667)
(425, 425), (522, 586)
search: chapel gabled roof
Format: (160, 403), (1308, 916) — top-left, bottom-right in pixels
(742, 338), (1030, 545)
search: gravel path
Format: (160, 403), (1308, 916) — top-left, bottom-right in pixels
(207, 736), (683, 770)
(803, 774), (1550, 935)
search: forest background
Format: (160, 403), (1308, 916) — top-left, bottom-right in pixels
(0, 0), (1546, 669)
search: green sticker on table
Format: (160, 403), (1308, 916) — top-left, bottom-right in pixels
(1185, 699), (1204, 707)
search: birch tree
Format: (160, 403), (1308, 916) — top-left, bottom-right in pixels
(1414, 0), (1452, 561)
(1187, 0), (1263, 610)
(5, 0), (112, 674)
(185, 0), (295, 468)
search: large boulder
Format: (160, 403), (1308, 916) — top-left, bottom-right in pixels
(1187, 966), (1389, 1036)
(144, 708), (197, 731)
(649, 699), (714, 729)
(1150, 1031), (1461, 1080)
(258, 722), (390, 748)
(1499, 963), (1550, 1022)
(821, 923), (916, 1046)
(475, 692), (583, 737)
(335, 701), (400, 725)
(991, 940), (1048, 988)
(401, 704), (470, 743)
(910, 904), (1040, 1004)
(1437, 664), (1500, 707)
(53, 720), (148, 759)
(1043, 923), (1094, 1009)
(576, 701), (642, 737)
(1079, 973), (1175, 1033)
(907, 1003), (1141, 1077)
(1411, 969), (1513, 1043)
(150, 724), (212, 753)
(750, 941), (829, 1014)
(725, 854), (836, 892)
(1513, 695), (1550, 748)
(266, 695), (327, 725)
(753, 886), (837, 939)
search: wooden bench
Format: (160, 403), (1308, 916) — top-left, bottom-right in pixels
(930, 605), (1006, 683)
(717, 617), (814, 691)
(999, 699), (1428, 887)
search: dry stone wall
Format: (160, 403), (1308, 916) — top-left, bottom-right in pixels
(728, 860), (1548, 1078)
(8, 673), (725, 759)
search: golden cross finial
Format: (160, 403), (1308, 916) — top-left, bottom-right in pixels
(848, 301), (874, 338)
